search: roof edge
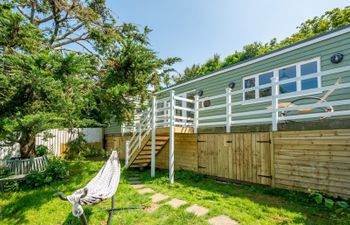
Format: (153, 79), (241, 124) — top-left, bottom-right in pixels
(156, 24), (350, 94)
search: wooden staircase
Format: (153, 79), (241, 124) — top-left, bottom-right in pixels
(129, 135), (169, 168)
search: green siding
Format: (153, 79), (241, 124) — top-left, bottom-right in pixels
(106, 29), (350, 134)
(160, 30), (350, 127)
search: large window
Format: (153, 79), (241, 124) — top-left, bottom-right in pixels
(242, 58), (320, 102)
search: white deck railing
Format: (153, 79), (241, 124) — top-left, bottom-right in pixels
(125, 65), (350, 182)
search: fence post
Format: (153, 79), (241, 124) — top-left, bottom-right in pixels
(125, 140), (130, 168)
(169, 90), (175, 184)
(271, 77), (279, 131)
(226, 88), (232, 133)
(151, 96), (157, 177)
(194, 95), (199, 133)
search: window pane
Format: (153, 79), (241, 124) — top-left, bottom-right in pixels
(259, 87), (272, 97)
(301, 61), (317, 76)
(244, 78), (255, 88)
(279, 82), (296, 94)
(245, 90), (255, 100)
(259, 72), (273, 85)
(301, 78), (318, 90)
(279, 66), (296, 81)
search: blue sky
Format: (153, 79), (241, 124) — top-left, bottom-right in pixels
(107, 1), (349, 74)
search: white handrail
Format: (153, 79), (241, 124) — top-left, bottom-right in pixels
(125, 65), (350, 167)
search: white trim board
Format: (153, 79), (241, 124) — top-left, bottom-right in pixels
(156, 26), (350, 94)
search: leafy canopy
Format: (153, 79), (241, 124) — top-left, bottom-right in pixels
(0, 1), (180, 157)
(174, 6), (350, 83)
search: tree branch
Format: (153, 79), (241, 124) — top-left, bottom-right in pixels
(56, 23), (84, 41)
(35, 15), (54, 24)
(16, 6), (31, 20)
(52, 33), (89, 48)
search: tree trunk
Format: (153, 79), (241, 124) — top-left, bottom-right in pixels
(19, 135), (36, 158)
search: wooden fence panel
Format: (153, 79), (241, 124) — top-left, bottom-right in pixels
(196, 132), (271, 185)
(105, 135), (130, 160)
(156, 134), (198, 171)
(273, 129), (350, 199)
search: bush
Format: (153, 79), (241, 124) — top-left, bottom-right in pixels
(25, 157), (68, 188)
(35, 145), (48, 156)
(65, 133), (105, 159)
(0, 167), (11, 178)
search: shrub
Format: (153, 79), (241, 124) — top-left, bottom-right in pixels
(65, 134), (87, 159)
(0, 167), (11, 178)
(25, 157), (68, 188)
(35, 145), (48, 156)
(65, 133), (105, 159)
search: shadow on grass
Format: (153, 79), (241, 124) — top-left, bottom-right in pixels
(62, 208), (93, 225)
(0, 160), (105, 224)
(126, 168), (344, 225)
(0, 189), (57, 224)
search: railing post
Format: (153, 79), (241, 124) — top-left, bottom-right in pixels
(271, 77), (279, 131)
(151, 96), (157, 177)
(138, 121), (141, 148)
(169, 90), (175, 184)
(125, 140), (130, 168)
(194, 95), (199, 133)
(226, 88), (232, 133)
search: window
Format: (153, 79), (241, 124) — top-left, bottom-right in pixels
(242, 58), (320, 102)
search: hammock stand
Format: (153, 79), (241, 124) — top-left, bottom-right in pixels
(57, 151), (144, 225)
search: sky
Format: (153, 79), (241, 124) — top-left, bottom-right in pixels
(107, 0), (349, 74)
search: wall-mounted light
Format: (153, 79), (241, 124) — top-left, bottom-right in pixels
(331, 53), (344, 64)
(196, 90), (204, 96)
(228, 82), (236, 89)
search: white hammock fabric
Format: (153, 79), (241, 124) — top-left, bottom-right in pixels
(66, 151), (120, 217)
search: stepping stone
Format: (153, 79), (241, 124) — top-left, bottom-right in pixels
(128, 180), (143, 185)
(185, 204), (209, 216)
(128, 177), (140, 181)
(144, 203), (160, 213)
(151, 193), (169, 203)
(137, 188), (154, 194)
(208, 215), (239, 225)
(131, 184), (145, 189)
(166, 198), (187, 208)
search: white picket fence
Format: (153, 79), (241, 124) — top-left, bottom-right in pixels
(0, 128), (103, 160)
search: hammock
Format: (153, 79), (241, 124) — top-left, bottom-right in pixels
(57, 151), (144, 225)
(67, 151), (120, 207)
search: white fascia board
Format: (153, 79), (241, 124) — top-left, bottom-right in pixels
(156, 26), (350, 94)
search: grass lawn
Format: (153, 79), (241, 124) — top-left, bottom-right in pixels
(0, 159), (349, 225)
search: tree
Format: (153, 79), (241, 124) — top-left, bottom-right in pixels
(176, 6), (350, 82)
(0, 2), (179, 157)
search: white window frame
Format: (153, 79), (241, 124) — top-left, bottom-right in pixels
(242, 57), (321, 104)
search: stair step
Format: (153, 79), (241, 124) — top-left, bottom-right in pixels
(139, 151), (160, 156)
(130, 163), (149, 168)
(155, 136), (169, 140)
(145, 141), (167, 146)
(133, 159), (151, 164)
(136, 155), (152, 159)
(143, 146), (163, 150)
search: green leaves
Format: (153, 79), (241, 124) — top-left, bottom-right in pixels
(313, 193), (323, 204)
(177, 6), (350, 83)
(324, 198), (335, 209)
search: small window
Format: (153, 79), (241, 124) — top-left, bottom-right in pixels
(279, 66), (296, 81)
(259, 87), (272, 97)
(301, 61), (317, 76)
(245, 90), (255, 100)
(280, 82), (297, 94)
(259, 72), (273, 85)
(301, 78), (318, 90)
(244, 78), (255, 88)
